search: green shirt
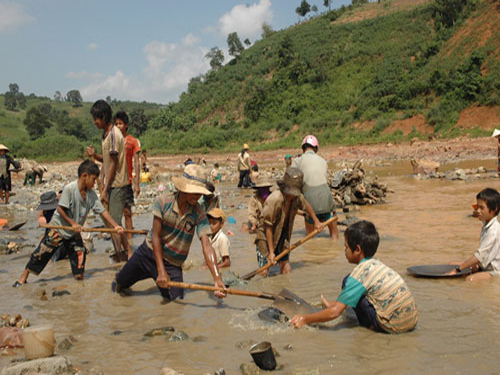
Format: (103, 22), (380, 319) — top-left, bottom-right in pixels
(337, 258), (418, 333)
(50, 180), (105, 239)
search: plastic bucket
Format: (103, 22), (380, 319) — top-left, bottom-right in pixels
(22, 325), (55, 360)
(249, 341), (276, 371)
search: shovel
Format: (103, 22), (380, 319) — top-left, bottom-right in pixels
(242, 216), (338, 280)
(166, 281), (299, 303)
(6, 221), (27, 231)
(40, 223), (148, 235)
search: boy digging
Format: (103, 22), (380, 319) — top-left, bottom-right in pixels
(257, 167), (322, 276)
(86, 100), (131, 261)
(13, 160), (124, 286)
(113, 164), (226, 301)
(290, 220), (418, 333)
(449, 188), (500, 281)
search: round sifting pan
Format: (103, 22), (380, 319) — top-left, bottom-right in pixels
(407, 264), (472, 278)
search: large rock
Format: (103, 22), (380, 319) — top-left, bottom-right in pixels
(1, 356), (73, 375)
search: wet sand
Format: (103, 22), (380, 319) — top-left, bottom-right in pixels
(1, 138), (500, 374)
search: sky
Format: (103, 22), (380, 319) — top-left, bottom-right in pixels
(0, 0), (351, 104)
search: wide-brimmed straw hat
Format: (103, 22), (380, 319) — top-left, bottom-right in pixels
(252, 180), (273, 189)
(207, 207), (226, 222)
(172, 164), (211, 195)
(0, 144), (10, 152)
(277, 167), (303, 197)
(36, 191), (58, 211)
(491, 129), (500, 138)
(243, 143), (249, 149)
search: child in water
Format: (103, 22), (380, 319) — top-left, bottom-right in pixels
(290, 220), (418, 333)
(449, 188), (500, 281)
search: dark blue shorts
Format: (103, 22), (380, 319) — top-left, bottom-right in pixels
(115, 241), (184, 301)
(305, 211), (332, 224)
(342, 275), (385, 333)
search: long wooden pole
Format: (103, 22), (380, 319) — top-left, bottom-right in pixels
(40, 223), (148, 235)
(167, 281), (278, 300)
(242, 216), (338, 280)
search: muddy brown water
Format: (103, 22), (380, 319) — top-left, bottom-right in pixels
(1, 159), (500, 374)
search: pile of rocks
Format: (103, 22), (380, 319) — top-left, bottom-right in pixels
(329, 161), (391, 207)
(414, 166), (496, 181)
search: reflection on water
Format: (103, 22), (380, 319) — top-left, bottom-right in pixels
(2, 160), (500, 374)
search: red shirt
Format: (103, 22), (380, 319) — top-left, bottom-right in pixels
(124, 135), (141, 184)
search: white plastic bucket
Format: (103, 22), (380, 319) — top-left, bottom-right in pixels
(22, 324), (55, 360)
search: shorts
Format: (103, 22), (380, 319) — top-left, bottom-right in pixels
(115, 241), (184, 301)
(26, 229), (86, 277)
(255, 239), (289, 265)
(124, 184), (135, 208)
(108, 186), (128, 224)
(0, 176), (11, 191)
(305, 211), (333, 225)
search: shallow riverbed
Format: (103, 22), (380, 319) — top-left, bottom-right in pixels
(1, 158), (500, 374)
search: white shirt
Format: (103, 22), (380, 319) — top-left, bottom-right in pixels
(474, 216), (500, 271)
(210, 229), (230, 263)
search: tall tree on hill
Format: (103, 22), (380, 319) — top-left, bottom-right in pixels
(227, 32), (244, 58)
(296, 0), (311, 20)
(323, 0), (332, 11)
(433, 0), (468, 27)
(4, 83), (20, 111)
(205, 47), (224, 70)
(54, 91), (62, 101)
(24, 107), (51, 140)
(66, 89), (83, 107)
(261, 23), (275, 38)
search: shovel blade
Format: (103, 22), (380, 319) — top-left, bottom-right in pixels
(272, 288), (318, 318)
(8, 222), (27, 231)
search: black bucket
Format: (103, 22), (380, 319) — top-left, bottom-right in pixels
(249, 341), (276, 371)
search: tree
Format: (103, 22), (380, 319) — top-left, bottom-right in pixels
(323, 0), (332, 11)
(24, 107), (51, 140)
(17, 92), (26, 109)
(261, 23), (275, 39)
(296, 0), (311, 19)
(312, 5), (318, 15)
(9, 83), (19, 95)
(433, 0), (468, 27)
(106, 95), (112, 104)
(205, 47), (224, 70)
(4, 92), (16, 111)
(54, 91), (62, 101)
(129, 108), (149, 137)
(244, 38), (251, 46)
(227, 32), (244, 58)
(66, 90), (83, 107)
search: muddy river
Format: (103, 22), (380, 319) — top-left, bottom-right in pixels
(1, 158), (500, 374)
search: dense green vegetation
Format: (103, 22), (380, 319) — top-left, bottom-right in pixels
(1, 0), (499, 160)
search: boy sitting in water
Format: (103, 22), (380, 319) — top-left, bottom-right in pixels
(201, 208), (230, 269)
(13, 160), (124, 286)
(449, 188), (500, 281)
(290, 220), (418, 333)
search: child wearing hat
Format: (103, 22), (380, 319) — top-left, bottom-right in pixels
(256, 168), (322, 275)
(113, 164), (227, 300)
(201, 208), (231, 269)
(0, 144), (21, 204)
(242, 180), (273, 235)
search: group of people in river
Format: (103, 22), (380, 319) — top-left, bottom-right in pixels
(6, 100), (500, 335)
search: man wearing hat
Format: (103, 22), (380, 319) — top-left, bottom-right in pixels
(257, 167), (322, 275)
(113, 164), (227, 300)
(237, 144), (251, 188)
(0, 144), (20, 204)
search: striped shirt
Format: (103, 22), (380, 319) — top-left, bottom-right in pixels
(337, 258), (418, 333)
(145, 193), (211, 267)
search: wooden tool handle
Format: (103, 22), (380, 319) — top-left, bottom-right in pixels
(166, 281), (275, 300)
(40, 223), (148, 235)
(242, 216), (338, 280)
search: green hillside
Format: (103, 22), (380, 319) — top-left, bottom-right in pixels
(1, 0), (499, 160)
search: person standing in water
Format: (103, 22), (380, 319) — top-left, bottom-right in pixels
(292, 135), (338, 240)
(237, 144), (251, 188)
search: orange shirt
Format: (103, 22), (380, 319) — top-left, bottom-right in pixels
(125, 135), (141, 184)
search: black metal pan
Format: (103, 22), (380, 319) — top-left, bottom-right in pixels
(407, 264), (472, 278)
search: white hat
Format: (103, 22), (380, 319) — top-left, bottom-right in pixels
(172, 164), (211, 195)
(0, 144), (10, 152)
(491, 129), (500, 138)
